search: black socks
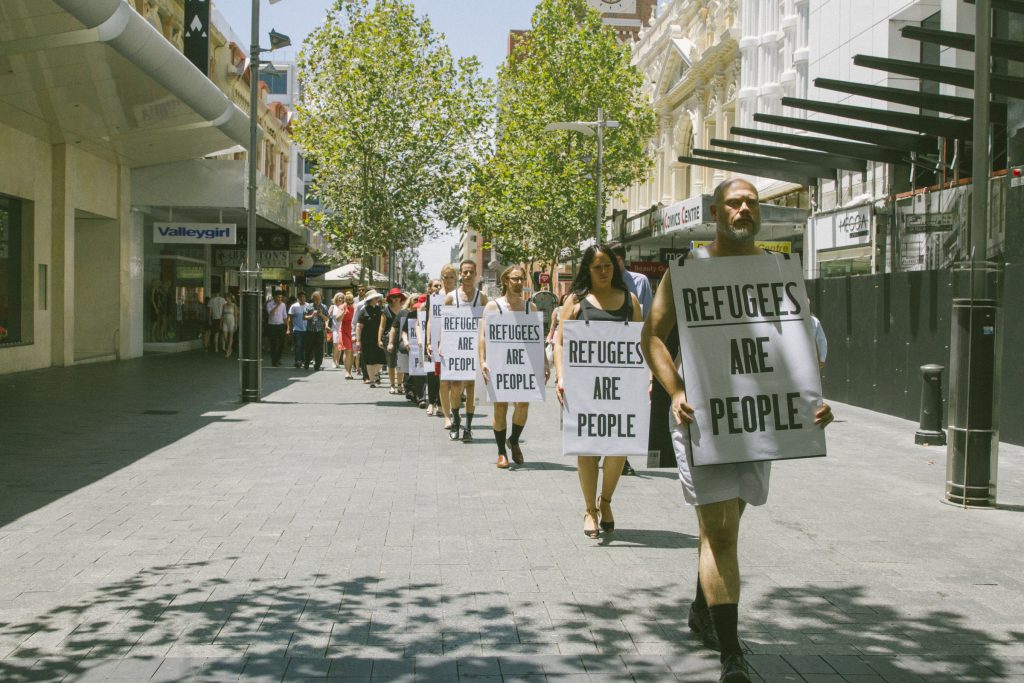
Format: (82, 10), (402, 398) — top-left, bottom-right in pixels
(508, 422), (524, 445)
(451, 408), (461, 428)
(708, 603), (741, 661)
(465, 413), (474, 430)
(694, 576), (708, 611)
(494, 428), (507, 455)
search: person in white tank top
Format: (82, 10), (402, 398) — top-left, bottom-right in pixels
(479, 265), (549, 468)
(441, 260), (488, 442)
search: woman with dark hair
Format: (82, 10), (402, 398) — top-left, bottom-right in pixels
(553, 244), (643, 538)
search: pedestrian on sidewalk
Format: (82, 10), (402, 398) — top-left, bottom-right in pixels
(356, 289), (385, 387)
(265, 291), (287, 367)
(286, 291), (307, 368)
(553, 244), (642, 539)
(303, 291), (329, 371)
(329, 293), (345, 369)
(381, 287), (407, 394)
(480, 265), (549, 469)
(401, 294), (427, 406)
(338, 292), (355, 378)
(208, 291), (226, 353)
(351, 285), (369, 381)
(221, 294), (238, 358)
(426, 266), (458, 425)
(641, 178), (835, 683)
(422, 279), (444, 415)
(442, 260), (488, 443)
(607, 240), (652, 478)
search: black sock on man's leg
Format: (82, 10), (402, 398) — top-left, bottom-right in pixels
(465, 413), (474, 430)
(451, 408), (461, 428)
(708, 604), (742, 661)
(508, 422), (524, 445)
(494, 429), (507, 455)
(694, 575), (708, 611)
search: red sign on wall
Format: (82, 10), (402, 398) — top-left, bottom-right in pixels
(628, 261), (668, 278)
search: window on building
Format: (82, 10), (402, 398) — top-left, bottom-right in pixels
(259, 70), (289, 95)
(0, 194), (23, 346)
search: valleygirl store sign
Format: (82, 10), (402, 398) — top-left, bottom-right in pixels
(153, 222), (237, 245)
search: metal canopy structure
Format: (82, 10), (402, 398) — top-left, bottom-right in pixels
(728, 127), (908, 164)
(813, 78), (1006, 121)
(852, 55), (1024, 98)
(676, 155), (816, 186)
(780, 97), (973, 139)
(753, 113), (937, 152)
(709, 138), (867, 173)
(689, 148), (840, 180)
(965, 0), (1024, 14)
(901, 26), (1024, 62)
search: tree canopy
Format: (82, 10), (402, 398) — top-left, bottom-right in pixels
(470, 0), (655, 271)
(295, 0), (492, 265)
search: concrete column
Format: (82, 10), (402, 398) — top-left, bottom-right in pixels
(50, 145), (74, 367)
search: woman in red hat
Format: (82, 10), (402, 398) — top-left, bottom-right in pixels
(380, 287), (407, 394)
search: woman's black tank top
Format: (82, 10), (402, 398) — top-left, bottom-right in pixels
(576, 292), (632, 322)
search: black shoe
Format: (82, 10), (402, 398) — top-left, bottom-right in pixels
(719, 654), (751, 683)
(461, 428), (473, 443)
(448, 426), (461, 441)
(622, 460), (636, 476)
(688, 603), (721, 652)
(294, 362), (301, 368)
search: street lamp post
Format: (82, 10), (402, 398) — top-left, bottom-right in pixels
(241, 0), (290, 403)
(544, 109), (619, 243)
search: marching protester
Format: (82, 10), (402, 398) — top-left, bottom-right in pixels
(339, 292), (356, 378)
(426, 265), (458, 429)
(265, 291), (288, 367)
(351, 285), (369, 382)
(606, 240), (653, 477)
(641, 178), (834, 683)
(442, 260), (488, 442)
(553, 244), (642, 538)
(479, 265), (549, 468)
(286, 290), (307, 368)
(381, 288), (407, 394)
(422, 279), (445, 415)
(329, 293), (346, 370)
(303, 291), (330, 371)
(355, 289), (385, 387)
(400, 294), (429, 407)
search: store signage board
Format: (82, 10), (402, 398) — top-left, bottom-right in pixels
(659, 195), (710, 235)
(691, 240), (792, 254)
(561, 321), (649, 457)
(183, 0), (210, 76)
(904, 212), (955, 233)
(154, 222), (236, 245)
(669, 254), (826, 466)
(214, 249), (289, 268)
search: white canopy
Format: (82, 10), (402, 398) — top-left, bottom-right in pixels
(306, 263), (388, 288)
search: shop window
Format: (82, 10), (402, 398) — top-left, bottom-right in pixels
(144, 243), (209, 345)
(0, 195), (23, 346)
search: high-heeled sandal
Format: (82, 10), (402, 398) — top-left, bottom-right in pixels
(583, 508), (600, 539)
(598, 496), (614, 533)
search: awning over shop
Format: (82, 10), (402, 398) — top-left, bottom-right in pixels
(0, 0), (249, 167)
(306, 263), (389, 289)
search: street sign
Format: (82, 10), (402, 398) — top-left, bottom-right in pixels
(183, 0), (210, 76)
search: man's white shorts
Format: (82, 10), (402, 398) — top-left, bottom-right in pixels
(671, 415), (771, 506)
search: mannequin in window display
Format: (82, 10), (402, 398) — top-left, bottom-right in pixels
(150, 279), (167, 342)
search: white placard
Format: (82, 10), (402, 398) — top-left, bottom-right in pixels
(482, 311), (546, 403)
(670, 254), (826, 466)
(440, 306), (478, 381)
(428, 294), (446, 356)
(561, 321), (650, 456)
(154, 222), (236, 245)
(408, 318), (426, 377)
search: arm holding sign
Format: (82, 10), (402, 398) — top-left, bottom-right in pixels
(552, 294), (579, 406)
(641, 269), (695, 426)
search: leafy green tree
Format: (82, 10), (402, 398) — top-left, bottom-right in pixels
(471, 0), (654, 278)
(295, 0), (492, 267)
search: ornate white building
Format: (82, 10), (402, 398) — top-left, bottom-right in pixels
(611, 0), (811, 264)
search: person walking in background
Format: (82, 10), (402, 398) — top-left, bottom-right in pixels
(265, 290), (287, 367)
(442, 260), (488, 443)
(352, 285), (369, 382)
(426, 267), (458, 424)
(303, 291), (329, 371)
(339, 292), (356, 379)
(381, 288), (407, 394)
(329, 293), (345, 370)
(553, 244), (642, 539)
(286, 291), (307, 368)
(221, 294), (238, 358)
(208, 290), (226, 353)
(356, 289), (386, 387)
(422, 280), (443, 415)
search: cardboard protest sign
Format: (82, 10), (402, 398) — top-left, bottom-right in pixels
(408, 318), (426, 377)
(482, 311), (546, 403)
(428, 293), (446, 357)
(561, 320), (650, 457)
(440, 306), (478, 381)
(670, 254), (826, 466)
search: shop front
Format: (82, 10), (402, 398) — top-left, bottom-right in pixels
(807, 203), (874, 278)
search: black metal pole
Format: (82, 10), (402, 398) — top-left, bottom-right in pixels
(240, 0), (262, 402)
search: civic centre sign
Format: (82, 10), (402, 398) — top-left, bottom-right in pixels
(154, 222), (236, 245)
(659, 195), (710, 234)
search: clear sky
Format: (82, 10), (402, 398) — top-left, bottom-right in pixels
(212, 0), (540, 277)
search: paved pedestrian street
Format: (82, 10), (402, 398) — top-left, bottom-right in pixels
(1, 353), (1023, 682)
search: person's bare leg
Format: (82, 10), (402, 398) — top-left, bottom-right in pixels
(440, 379), (453, 428)
(695, 498), (746, 672)
(598, 455), (626, 526)
(493, 402), (509, 466)
(344, 348), (353, 375)
(388, 366), (397, 389)
(577, 456), (600, 536)
(333, 344), (341, 368)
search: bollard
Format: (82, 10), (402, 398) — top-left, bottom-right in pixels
(915, 364), (946, 446)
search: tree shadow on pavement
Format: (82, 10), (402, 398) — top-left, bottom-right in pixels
(0, 352), (299, 528)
